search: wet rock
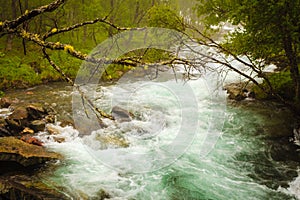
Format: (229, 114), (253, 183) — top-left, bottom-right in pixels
(60, 120), (74, 127)
(2, 103), (55, 135)
(0, 174), (68, 200)
(112, 106), (132, 122)
(30, 120), (46, 132)
(21, 127), (34, 135)
(9, 106), (28, 120)
(96, 134), (129, 148)
(53, 137), (66, 143)
(5, 106), (29, 135)
(20, 134), (43, 146)
(0, 97), (12, 108)
(75, 188), (110, 200)
(45, 114), (56, 123)
(269, 138), (300, 162)
(26, 104), (46, 120)
(0, 137), (61, 167)
(46, 124), (60, 135)
(93, 189), (111, 200)
(0, 127), (11, 137)
(0, 119), (11, 137)
(225, 83), (254, 101)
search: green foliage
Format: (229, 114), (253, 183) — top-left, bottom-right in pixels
(0, 0), (189, 90)
(0, 38), (81, 89)
(196, 0), (300, 103)
(146, 5), (185, 31)
(197, 0), (300, 60)
(253, 71), (294, 100)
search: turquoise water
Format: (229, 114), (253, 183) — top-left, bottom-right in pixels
(19, 79), (298, 200)
(5, 64), (300, 199)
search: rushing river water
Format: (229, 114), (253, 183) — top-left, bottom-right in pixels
(5, 74), (300, 199)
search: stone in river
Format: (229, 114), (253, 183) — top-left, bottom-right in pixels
(26, 104), (46, 120)
(30, 120), (46, 132)
(111, 106), (132, 122)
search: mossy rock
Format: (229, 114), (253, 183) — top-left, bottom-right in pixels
(0, 137), (61, 167)
(0, 174), (68, 200)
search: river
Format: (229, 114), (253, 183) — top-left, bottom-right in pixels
(4, 72), (300, 199)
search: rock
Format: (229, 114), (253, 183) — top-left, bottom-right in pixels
(26, 104), (46, 120)
(46, 124), (60, 135)
(60, 120), (74, 127)
(0, 174), (68, 200)
(5, 106), (29, 134)
(0, 119), (11, 137)
(53, 137), (65, 143)
(92, 189), (111, 200)
(21, 127), (34, 135)
(30, 120), (46, 132)
(44, 114), (56, 123)
(269, 137), (300, 162)
(224, 83), (253, 101)
(112, 106), (132, 122)
(20, 135), (43, 146)
(96, 134), (129, 148)
(0, 126), (11, 137)
(8, 106), (28, 120)
(0, 137), (61, 167)
(0, 97), (12, 108)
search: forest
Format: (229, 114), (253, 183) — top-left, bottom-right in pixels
(1, 0), (300, 199)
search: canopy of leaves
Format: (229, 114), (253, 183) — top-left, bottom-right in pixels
(196, 0), (300, 64)
(146, 5), (185, 31)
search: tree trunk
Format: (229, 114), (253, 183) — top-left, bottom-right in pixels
(6, 0), (17, 51)
(283, 34), (300, 103)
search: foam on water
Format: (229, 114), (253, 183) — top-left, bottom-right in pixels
(32, 44), (298, 199)
(35, 75), (298, 199)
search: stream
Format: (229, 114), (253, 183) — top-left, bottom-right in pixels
(4, 74), (300, 199)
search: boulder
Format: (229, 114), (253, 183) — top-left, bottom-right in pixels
(8, 106), (28, 120)
(46, 124), (60, 135)
(0, 137), (61, 167)
(30, 120), (46, 132)
(224, 83), (254, 101)
(111, 106), (132, 122)
(26, 104), (46, 120)
(0, 174), (68, 200)
(2, 103), (55, 136)
(0, 97), (12, 108)
(20, 134), (43, 146)
(5, 106), (29, 135)
(96, 134), (129, 148)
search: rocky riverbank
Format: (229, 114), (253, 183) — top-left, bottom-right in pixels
(0, 97), (67, 199)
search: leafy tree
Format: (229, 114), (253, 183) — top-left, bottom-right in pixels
(0, 0), (192, 121)
(196, 0), (300, 104)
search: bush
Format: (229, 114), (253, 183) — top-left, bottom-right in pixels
(253, 71), (294, 100)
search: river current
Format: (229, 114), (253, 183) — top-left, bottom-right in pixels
(5, 74), (300, 199)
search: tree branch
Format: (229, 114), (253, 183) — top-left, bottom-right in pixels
(1, 0), (65, 31)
